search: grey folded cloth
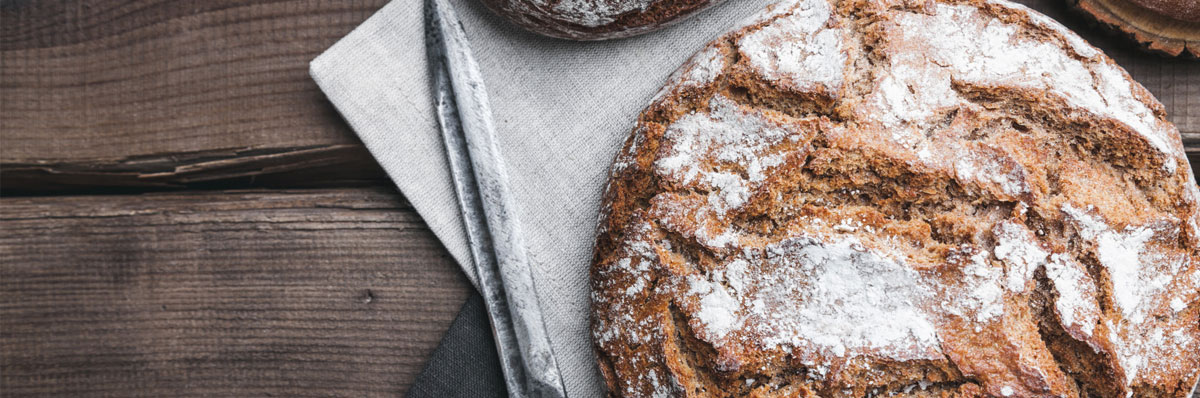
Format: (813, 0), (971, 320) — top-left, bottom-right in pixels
(310, 0), (778, 395)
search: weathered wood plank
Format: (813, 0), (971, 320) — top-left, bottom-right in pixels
(0, 0), (391, 192)
(0, 187), (472, 397)
(1, 0), (1198, 193)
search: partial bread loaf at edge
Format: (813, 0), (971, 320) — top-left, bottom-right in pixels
(479, 0), (724, 40)
(589, 0), (1200, 396)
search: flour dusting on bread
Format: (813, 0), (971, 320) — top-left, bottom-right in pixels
(592, 0), (1200, 396)
(481, 0), (722, 40)
(540, 0), (658, 27)
(737, 0), (848, 94)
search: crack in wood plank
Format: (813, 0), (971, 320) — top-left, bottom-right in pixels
(0, 0), (390, 193)
(1, 144), (389, 193)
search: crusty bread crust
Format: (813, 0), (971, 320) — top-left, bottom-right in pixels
(589, 0), (1200, 396)
(1071, 0), (1200, 58)
(479, 0), (722, 40)
(1125, 0), (1200, 22)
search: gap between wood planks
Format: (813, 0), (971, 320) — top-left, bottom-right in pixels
(0, 144), (390, 196)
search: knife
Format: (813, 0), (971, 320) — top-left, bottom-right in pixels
(424, 0), (568, 397)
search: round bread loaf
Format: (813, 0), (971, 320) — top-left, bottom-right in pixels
(1125, 0), (1200, 22)
(479, 0), (723, 40)
(1072, 0), (1200, 58)
(589, 0), (1200, 397)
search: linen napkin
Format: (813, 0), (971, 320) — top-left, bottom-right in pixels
(310, 0), (779, 395)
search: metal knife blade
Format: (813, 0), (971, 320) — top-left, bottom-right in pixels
(424, 1), (567, 397)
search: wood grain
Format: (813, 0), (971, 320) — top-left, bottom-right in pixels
(0, 0), (391, 192)
(1, 0), (1198, 194)
(0, 187), (472, 397)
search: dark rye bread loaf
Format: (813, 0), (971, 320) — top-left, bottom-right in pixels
(479, 0), (724, 40)
(1125, 0), (1200, 22)
(589, 0), (1200, 397)
(1071, 0), (1200, 58)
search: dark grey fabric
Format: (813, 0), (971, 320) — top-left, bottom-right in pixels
(406, 293), (507, 398)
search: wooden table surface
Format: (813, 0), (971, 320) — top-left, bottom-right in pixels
(0, 0), (1197, 397)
